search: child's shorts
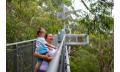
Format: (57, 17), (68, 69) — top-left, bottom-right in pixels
(37, 52), (47, 62)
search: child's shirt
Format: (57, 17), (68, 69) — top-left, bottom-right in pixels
(35, 37), (48, 54)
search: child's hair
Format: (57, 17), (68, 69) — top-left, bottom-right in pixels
(37, 27), (46, 35)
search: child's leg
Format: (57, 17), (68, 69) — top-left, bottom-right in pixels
(34, 62), (41, 72)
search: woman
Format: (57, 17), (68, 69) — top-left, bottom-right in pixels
(38, 34), (57, 72)
(33, 34), (57, 72)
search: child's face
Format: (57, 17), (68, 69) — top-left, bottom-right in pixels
(42, 32), (46, 37)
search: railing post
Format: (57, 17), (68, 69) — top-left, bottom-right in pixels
(67, 46), (71, 54)
(58, 29), (66, 43)
(63, 48), (66, 72)
(32, 41), (35, 72)
(65, 46), (71, 72)
(76, 35), (78, 42)
(87, 35), (89, 44)
(58, 45), (65, 72)
(13, 44), (17, 72)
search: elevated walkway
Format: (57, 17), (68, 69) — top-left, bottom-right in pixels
(6, 29), (89, 72)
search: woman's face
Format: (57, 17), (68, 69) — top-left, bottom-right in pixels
(46, 34), (53, 43)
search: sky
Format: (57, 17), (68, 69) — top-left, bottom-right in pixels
(72, 0), (89, 11)
(70, 0), (90, 19)
(69, 0), (113, 19)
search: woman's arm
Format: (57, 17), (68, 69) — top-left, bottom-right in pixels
(33, 52), (52, 62)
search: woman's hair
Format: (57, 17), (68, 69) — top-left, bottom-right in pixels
(37, 27), (46, 35)
(45, 34), (48, 39)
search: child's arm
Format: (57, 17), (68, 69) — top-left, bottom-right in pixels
(42, 38), (57, 49)
(45, 43), (56, 49)
(48, 46), (53, 50)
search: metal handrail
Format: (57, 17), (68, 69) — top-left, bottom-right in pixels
(47, 35), (66, 72)
(6, 39), (36, 46)
(65, 34), (87, 37)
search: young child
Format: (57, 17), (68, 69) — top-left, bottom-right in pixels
(34, 27), (56, 72)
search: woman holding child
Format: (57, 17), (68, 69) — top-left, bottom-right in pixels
(33, 27), (57, 72)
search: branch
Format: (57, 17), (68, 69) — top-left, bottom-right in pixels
(80, 0), (93, 14)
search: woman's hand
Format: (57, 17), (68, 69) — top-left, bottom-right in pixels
(43, 55), (53, 62)
(33, 52), (53, 62)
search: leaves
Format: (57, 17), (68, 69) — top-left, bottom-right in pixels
(6, 0), (63, 43)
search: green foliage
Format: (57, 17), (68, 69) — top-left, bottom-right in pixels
(69, 0), (113, 72)
(7, 0), (63, 43)
(70, 47), (99, 72)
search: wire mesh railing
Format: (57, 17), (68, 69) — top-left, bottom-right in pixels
(6, 39), (36, 72)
